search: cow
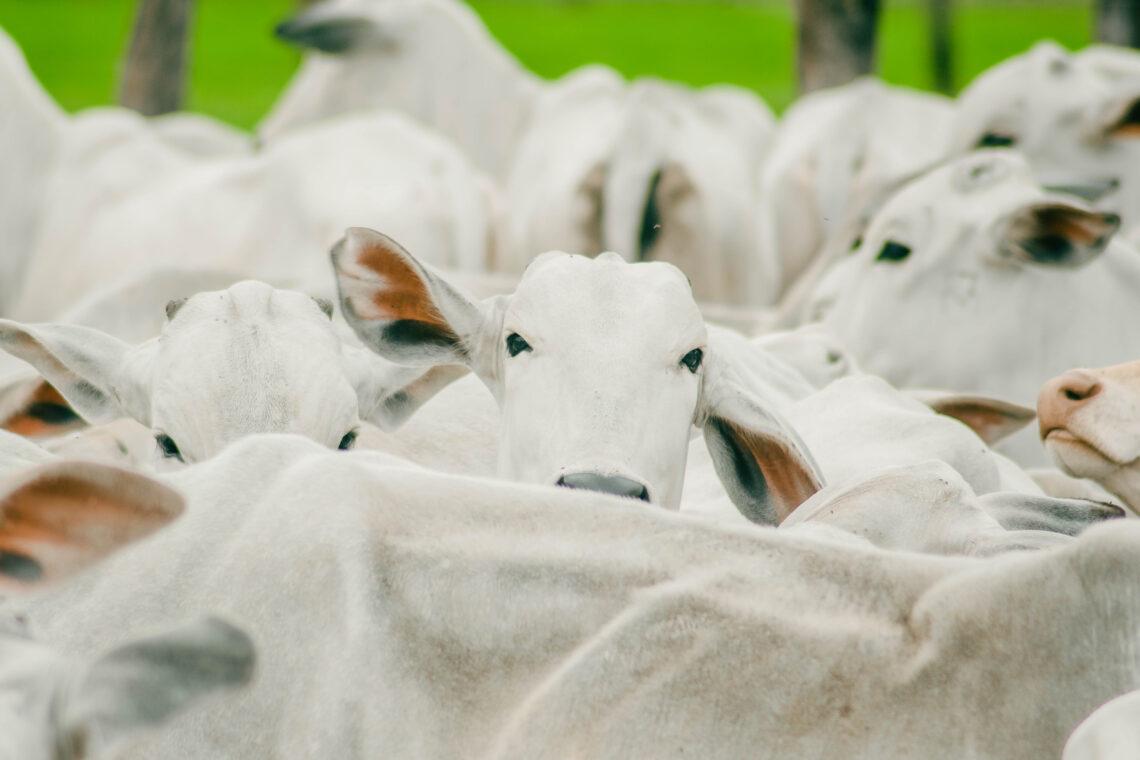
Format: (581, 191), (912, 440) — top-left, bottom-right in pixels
(808, 150), (1136, 465)
(950, 41), (1140, 233)
(0, 281), (465, 464)
(331, 227), (821, 522)
(8, 432), (1140, 759)
(265, 0), (778, 306)
(760, 78), (954, 310)
(0, 26), (497, 321)
(0, 455), (255, 759)
(1037, 360), (1140, 515)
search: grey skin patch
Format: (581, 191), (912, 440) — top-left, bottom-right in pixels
(312, 297), (335, 320)
(165, 298), (188, 321)
(0, 551), (43, 583)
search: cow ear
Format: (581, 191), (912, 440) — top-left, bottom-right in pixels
(999, 201), (1119, 268)
(331, 228), (492, 369)
(61, 617), (255, 757)
(343, 346), (470, 431)
(979, 492), (1124, 536)
(698, 359), (823, 525)
(1, 378), (85, 439)
(909, 390), (1037, 445)
(275, 5), (377, 54)
(0, 320), (152, 426)
(0, 461), (183, 592)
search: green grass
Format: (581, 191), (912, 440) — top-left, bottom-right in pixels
(0, 0), (1094, 129)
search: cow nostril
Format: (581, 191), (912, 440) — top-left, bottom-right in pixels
(1060, 379), (1101, 403)
(556, 473), (650, 502)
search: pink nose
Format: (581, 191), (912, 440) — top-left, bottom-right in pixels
(1038, 369), (1102, 438)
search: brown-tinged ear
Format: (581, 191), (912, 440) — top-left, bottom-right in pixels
(331, 228), (489, 367)
(1106, 95), (1140, 138)
(999, 201), (1119, 268)
(1, 380), (84, 439)
(699, 367), (823, 525)
(0, 461), (184, 592)
(909, 390), (1037, 445)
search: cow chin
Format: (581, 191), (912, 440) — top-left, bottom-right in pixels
(1044, 429), (1123, 480)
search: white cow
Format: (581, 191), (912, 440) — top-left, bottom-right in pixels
(263, 0), (777, 305)
(332, 228), (821, 521)
(10, 433), (1140, 759)
(0, 456), (255, 760)
(951, 41), (1140, 230)
(11, 110), (495, 321)
(810, 150), (1136, 465)
(0, 281), (464, 464)
(1037, 360), (1140, 514)
(0, 27), (496, 320)
(760, 78), (954, 311)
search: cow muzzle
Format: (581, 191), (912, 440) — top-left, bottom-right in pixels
(556, 472), (651, 502)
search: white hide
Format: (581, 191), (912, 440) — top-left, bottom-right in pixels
(812, 151), (1137, 465)
(503, 73), (775, 305)
(261, 0), (542, 178)
(0, 27), (66, 315)
(14, 112), (495, 321)
(10, 434), (1140, 759)
(1064, 690), (1140, 760)
(333, 230), (821, 521)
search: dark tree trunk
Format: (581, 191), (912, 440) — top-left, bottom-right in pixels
(1096, 0), (1140, 47)
(795, 0), (881, 94)
(929, 0), (953, 93)
(119, 0), (194, 116)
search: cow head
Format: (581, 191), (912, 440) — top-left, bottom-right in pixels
(813, 151), (1120, 332)
(332, 227), (822, 521)
(952, 41), (1140, 216)
(0, 281), (446, 464)
(1038, 360), (1140, 511)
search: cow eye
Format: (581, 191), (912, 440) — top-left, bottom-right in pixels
(155, 433), (183, 462)
(338, 430), (358, 451)
(977, 132), (1016, 148)
(506, 333), (532, 357)
(680, 348), (703, 373)
(876, 240), (912, 262)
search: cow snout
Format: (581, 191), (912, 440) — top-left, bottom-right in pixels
(557, 473), (650, 502)
(1038, 369), (1102, 438)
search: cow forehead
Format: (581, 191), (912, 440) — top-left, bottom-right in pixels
(511, 254), (703, 343)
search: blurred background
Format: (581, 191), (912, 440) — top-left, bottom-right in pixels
(0, 0), (1095, 128)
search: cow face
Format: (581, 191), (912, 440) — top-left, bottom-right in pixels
(333, 227), (822, 522)
(0, 281), (442, 464)
(1038, 361), (1140, 510)
(812, 152), (1119, 356)
(952, 42), (1140, 218)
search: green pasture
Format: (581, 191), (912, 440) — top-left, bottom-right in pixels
(0, 0), (1093, 129)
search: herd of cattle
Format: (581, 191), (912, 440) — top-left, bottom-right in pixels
(3, 0), (1140, 757)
